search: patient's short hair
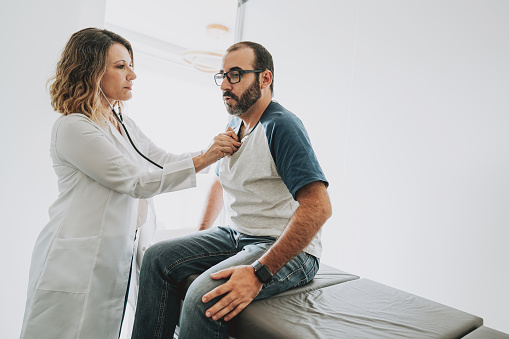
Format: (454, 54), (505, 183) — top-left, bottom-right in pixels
(227, 41), (274, 93)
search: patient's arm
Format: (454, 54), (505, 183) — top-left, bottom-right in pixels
(198, 178), (223, 231)
(202, 181), (332, 321)
(258, 181), (331, 273)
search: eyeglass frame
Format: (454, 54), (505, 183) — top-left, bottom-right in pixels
(214, 69), (264, 86)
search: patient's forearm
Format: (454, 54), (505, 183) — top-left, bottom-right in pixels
(259, 181), (332, 274)
(198, 178), (224, 230)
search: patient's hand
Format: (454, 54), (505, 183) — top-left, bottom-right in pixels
(201, 265), (263, 321)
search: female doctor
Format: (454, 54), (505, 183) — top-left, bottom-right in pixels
(20, 27), (240, 339)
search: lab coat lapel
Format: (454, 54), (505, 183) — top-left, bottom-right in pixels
(109, 123), (140, 164)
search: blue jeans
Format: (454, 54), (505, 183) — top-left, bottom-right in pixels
(131, 226), (319, 339)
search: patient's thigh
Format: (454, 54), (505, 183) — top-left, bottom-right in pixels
(184, 243), (270, 303)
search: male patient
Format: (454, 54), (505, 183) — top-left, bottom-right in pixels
(131, 41), (331, 339)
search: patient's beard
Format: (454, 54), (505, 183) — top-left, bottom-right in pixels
(224, 78), (261, 117)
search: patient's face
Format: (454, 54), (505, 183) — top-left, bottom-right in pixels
(221, 48), (261, 116)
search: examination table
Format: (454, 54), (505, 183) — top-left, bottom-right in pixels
(179, 264), (508, 339)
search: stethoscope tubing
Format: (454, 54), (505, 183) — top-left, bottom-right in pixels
(100, 88), (163, 169)
(111, 108), (163, 169)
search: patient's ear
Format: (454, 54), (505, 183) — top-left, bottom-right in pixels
(260, 70), (273, 90)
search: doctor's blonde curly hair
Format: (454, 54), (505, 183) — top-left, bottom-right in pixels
(48, 27), (133, 123)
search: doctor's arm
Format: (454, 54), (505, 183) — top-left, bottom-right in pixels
(133, 120), (240, 169)
(56, 117), (238, 199)
(202, 180), (331, 321)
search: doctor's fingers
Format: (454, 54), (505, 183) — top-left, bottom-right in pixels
(207, 141), (235, 159)
(222, 128), (240, 142)
(214, 134), (241, 148)
(221, 145), (237, 157)
(211, 137), (237, 152)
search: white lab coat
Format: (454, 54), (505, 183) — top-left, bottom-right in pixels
(20, 113), (198, 339)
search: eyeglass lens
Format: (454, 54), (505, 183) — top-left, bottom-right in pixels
(214, 71), (241, 86)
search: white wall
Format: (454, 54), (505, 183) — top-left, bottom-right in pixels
(2, 0), (508, 337)
(0, 1), (106, 337)
(243, 0), (509, 333)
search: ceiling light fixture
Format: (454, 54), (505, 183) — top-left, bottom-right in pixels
(181, 23), (229, 73)
(181, 50), (224, 73)
(205, 24), (229, 40)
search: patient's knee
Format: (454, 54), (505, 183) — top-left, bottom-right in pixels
(182, 275), (223, 316)
(140, 242), (175, 278)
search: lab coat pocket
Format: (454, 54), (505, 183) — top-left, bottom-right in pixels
(37, 236), (100, 293)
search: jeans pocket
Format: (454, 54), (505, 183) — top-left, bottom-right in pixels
(289, 253), (319, 289)
(261, 252), (316, 292)
(37, 236), (100, 293)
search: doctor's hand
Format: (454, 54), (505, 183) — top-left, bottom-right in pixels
(206, 126), (241, 160)
(202, 265), (263, 322)
(217, 126), (240, 154)
(193, 127), (241, 172)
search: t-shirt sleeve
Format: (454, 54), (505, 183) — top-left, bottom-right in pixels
(265, 114), (328, 200)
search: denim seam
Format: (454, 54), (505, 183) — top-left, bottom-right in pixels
(154, 280), (168, 339)
(163, 251), (238, 277)
(297, 256), (319, 287)
(295, 273), (310, 287)
(214, 320), (225, 339)
(278, 253), (312, 282)
(303, 255), (316, 277)
(262, 254), (312, 289)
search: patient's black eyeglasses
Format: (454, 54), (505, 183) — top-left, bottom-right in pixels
(214, 70), (263, 86)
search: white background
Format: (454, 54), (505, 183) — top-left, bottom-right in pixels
(242, 0), (509, 333)
(1, 0), (508, 337)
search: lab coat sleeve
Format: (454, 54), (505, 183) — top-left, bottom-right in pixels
(54, 115), (196, 199)
(124, 116), (199, 165)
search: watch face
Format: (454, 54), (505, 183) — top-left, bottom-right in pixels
(255, 265), (272, 283)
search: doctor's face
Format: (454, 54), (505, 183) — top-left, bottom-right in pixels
(100, 43), (136, 102)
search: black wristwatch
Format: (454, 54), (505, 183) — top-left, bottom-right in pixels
(251, 260), (273, 284)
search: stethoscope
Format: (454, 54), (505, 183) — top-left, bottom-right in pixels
(99, 88), (163, 169)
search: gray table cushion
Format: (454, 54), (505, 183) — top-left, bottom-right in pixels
(270, 263), (360, 297)
(234, 278), (482, 339)
(181, 264), (359, 337)
(462, 326), (509, 339)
